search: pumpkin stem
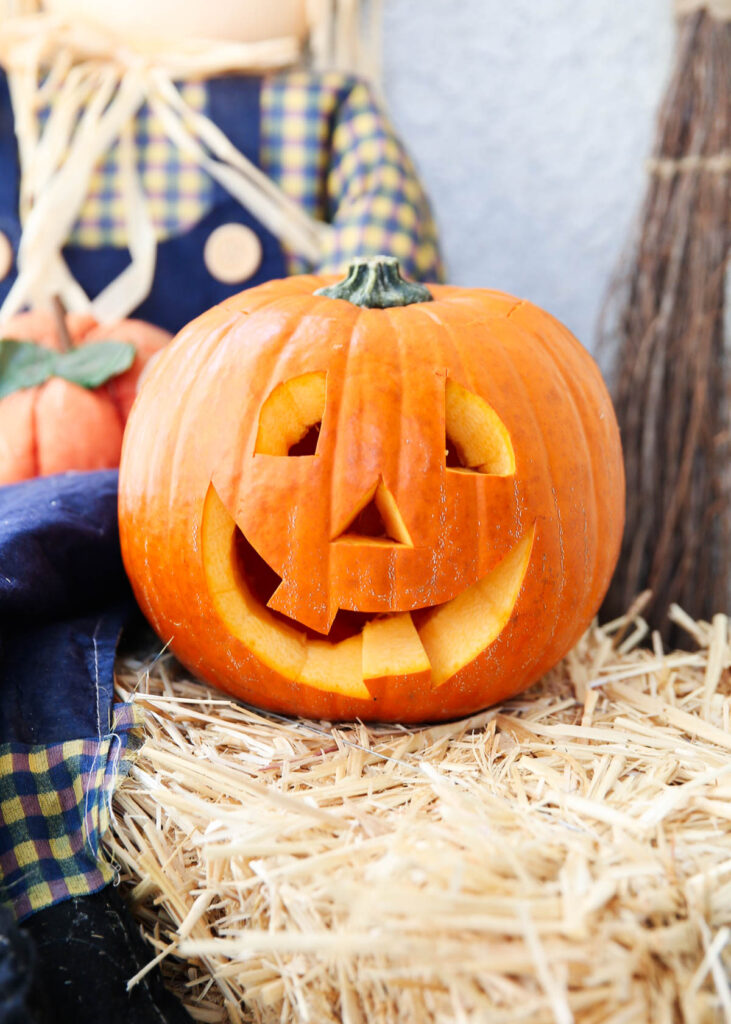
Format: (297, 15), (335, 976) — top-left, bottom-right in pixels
(51, 295), (73, 352)
(314, 256), (432, 309)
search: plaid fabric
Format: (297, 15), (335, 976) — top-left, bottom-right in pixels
(262, 71), (444, 281)
(0, 702), (144, 921)
(60, 70), (441, 281)
(69, 82), (212, 248)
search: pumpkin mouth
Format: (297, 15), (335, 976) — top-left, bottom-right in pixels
(233, 527), (379, 643)
(202, 484), (536, 700)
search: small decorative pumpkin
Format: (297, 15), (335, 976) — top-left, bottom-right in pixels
(0, 306), (170, 484)
(119, 257), (625, 723)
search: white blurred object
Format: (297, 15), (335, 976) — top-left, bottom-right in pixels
(0, 0), (384, 321)
(0, 0), (382, 79)
(43, 0), (310, 48)
(308, 0), (382, 80)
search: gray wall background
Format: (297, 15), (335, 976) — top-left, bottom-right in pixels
(381, 0), (674, 358)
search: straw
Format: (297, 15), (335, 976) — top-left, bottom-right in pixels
(600, 8), (730, 642)
(110, 603), (731, 1022)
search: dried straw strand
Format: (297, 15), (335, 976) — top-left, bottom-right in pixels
(109, 604), (731, 1023)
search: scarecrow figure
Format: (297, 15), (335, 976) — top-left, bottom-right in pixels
(0, 1), (442, 333)
(0, 2), (442, 1020)
(0, 470), (191, 1023)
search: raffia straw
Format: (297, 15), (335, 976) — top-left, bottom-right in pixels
(0, 14), (332, 322)
(109, 604), (731, 1023)
(0, 1), (384, 323)
(600, 9), (731, 643)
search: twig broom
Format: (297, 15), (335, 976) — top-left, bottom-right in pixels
(601, 2), (730, 643)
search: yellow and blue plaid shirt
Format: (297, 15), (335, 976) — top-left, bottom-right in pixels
(68, 70), (443, 283)
(0, 703), (143, 920)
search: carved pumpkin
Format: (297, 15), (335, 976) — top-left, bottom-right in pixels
(0, 309), (170, 484)
(119, 257), (624, 722)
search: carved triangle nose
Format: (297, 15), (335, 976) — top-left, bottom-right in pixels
(332, 477), (413, 547)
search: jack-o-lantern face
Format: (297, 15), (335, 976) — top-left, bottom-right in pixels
(212, 369), (522, 631)
(119, 258), (624, 722)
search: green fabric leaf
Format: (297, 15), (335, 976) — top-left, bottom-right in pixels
(0, 338), (137, 399)
(55, 341), (136, 389)
(0, 340), (56, 399)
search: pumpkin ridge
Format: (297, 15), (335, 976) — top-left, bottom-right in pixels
(511, 317), (600, 635)
(547, 312), (625, 614)
(230, 294), (362, 634)
(454, 305), (569, 683)
(377, 304), (453, 590)
(379, 308), (414, 568)
(397, 303), (469, 575)
(505, 337), (568, 680)
(504, 298), (527, 321)
(381, 309), (405, 556)
(119, 309), (239, 617)
(268, 294), (361, 628)
(497, 313), (616, 684)
(166, 317), (247, 504)
(77, 319), (100, 342)
(240, 304), (322, 476)
(507, 302), (624, 634)
(408, 303), (509, 565)
(327, 304), (365, 611)
(101, 383), (126, 433)
(30, 385), (41, 479)
(406, 302), (475, 391)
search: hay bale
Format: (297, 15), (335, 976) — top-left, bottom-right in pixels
(109, 602), (731, 1023)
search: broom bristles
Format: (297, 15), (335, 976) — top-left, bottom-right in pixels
(601, 9), (731, 643)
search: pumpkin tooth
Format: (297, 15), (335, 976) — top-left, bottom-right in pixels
(418, 524), (536, 689)
(267, 575), (338, 636)
(362, 613), (430, 683)
(297, 635), (371, 700)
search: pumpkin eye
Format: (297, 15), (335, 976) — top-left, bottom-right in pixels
(255, 371), (327, 456)
(444, 379), (515, 476)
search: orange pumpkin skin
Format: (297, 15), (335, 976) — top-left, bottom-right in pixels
(119, 269), (624, 722)
(0, 310), (171, 484)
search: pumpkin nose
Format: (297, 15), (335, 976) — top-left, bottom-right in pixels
(331, 476), (413, 547)
(325, 352), (447, 556)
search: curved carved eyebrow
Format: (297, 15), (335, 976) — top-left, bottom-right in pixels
(255, 371), (327, 456)
(445, 378), (515, 476)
